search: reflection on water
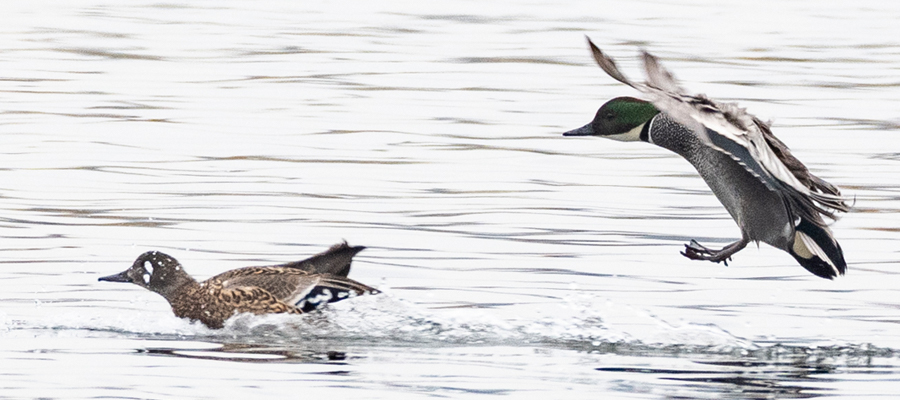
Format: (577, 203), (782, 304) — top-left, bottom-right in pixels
(133, 337), (896, 399)
(144, 343), (350, 364)
(2, 0), (900, 398)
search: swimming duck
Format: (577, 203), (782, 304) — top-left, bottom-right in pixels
(563, 38), (850, 279)
(99, 242), (378, 328)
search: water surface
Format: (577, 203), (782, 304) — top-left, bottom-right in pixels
(2, 1), (900, 398)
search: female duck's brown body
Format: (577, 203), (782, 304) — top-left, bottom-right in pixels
(165, 274), (304, 329)
(99, 242), (378, 329)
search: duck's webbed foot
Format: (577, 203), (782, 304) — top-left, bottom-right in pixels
(681, 237), (749, 267)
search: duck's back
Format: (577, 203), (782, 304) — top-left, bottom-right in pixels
(212, 267), (323, 301)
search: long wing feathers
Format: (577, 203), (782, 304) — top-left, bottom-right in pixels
(687, 102), (809, 192)
(584, 37), (849, 224)
(315, 276), (379, 296)
(633, 46), (809, 193)
(289, 276), (380, 312)
(587, 37), (636, 88)
(641, 51), (684, 93)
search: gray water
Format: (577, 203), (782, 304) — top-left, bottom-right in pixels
(2, 1), (900, 398)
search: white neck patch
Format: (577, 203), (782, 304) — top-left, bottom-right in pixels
(606, 122), (646, 142)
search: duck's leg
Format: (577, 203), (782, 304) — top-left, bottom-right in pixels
(681, 236), (749, 266)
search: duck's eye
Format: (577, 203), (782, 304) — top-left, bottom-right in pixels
(605, 113), (615, 121)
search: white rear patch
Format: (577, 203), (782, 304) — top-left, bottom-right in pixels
(793, 231), (839, 276)
(310, 289), (333, 305)
(298, 289), (335, 309)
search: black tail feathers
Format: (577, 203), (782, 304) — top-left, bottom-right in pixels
(787, 219), (846, 279)
(278, 241), (366, 277)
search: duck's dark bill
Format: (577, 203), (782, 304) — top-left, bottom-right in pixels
(563, 123), (594, 136)
(98, 270), (132, 283)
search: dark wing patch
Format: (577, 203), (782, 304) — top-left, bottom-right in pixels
(703, 126), (778, 191)
(696, 105), (848, 226)
(295, 276), (379, 312)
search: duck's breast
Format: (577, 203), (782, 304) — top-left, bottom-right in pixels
(651, 114), (794, 249)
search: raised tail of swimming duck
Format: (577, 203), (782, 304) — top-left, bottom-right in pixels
(278, 241), (366, 277)
(788, 219), (847, 279)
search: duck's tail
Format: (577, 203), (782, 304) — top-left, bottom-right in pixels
(279, 241), (366, 277)
(787, 219), (846, 279)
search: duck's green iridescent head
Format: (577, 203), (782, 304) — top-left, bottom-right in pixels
(563, 97), (659, 142)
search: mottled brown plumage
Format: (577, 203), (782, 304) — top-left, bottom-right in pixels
(99, 242), (378, 329)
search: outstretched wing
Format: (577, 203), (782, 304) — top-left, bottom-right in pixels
(585, 38), (849, 223)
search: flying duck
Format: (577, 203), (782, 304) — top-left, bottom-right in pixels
(563, 38), (850, 279)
